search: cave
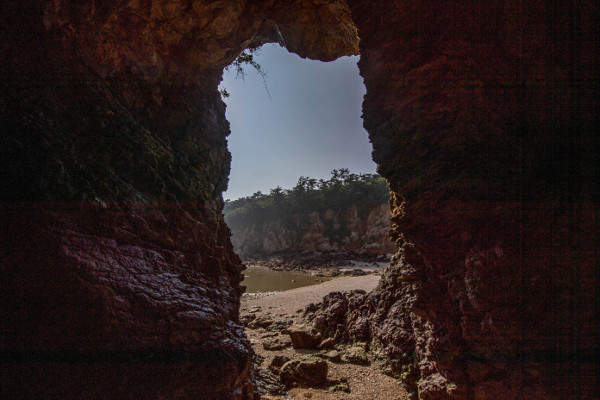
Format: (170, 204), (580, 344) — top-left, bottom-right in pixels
(0, 1), (597, 400)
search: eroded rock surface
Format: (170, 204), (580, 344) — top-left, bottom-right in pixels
(332, 1), (599, 399)
(1, 1), (357, 399)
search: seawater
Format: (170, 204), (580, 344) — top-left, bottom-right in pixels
(242, 265), (331, 293)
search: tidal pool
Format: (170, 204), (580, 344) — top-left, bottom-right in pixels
(242, 266), (331, 293)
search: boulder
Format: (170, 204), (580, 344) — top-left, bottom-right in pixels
(263, 336), (292, 351)
(286, 325), (322, 349)
(280, 358), (328, 388)
(341, 345), (370, 366)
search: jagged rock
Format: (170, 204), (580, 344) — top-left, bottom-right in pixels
(254, 367), (287, 397)
(240, 314), (257, 327)
(286, 325), (323, 350)
(303, 290), (368, 341)
(266, 320), (293, 332)
(280, 358), (328, 388)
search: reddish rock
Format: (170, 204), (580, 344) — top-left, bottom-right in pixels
(345, 1), (599, 399)
(280, 358), (329, 388)
(318, 337), (337, 350)
(0, 1), (357, 399)
(286, 325), (323, 350)
(269, 355), (291, 374)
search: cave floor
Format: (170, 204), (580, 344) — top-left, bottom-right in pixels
(241, 275), (409, 400)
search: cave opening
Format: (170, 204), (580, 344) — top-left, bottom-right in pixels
(222, 44), (404, 398)
(221, 43), (376, 201)
(220, 43), (394, 295)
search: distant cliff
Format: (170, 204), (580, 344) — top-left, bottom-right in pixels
(224, 170), (395, 257)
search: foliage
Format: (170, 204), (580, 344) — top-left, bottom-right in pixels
(220, 47), (270, 98)
(224, 169), (390, 232)
(227, 47), (266, 80)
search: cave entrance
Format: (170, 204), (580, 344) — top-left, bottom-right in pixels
(222, 43), (376, 201)
(221, 43), (393, 295)
(222, 44), (396, 395)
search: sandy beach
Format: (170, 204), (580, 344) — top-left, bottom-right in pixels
(241, 273), (409, 400)
(241, 274), (381, 315)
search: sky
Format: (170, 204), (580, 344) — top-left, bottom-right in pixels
(221, 43), (377, 201)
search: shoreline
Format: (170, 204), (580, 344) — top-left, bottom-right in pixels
(241, 274), (381, 315)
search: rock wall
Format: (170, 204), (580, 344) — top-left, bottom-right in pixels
(1, 1), (598, 399)
(228, 203), (396, 257)
(341, 1), (598, 399)
(0, 1), (357, 399)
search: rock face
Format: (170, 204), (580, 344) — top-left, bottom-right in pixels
(229, 203), (396, 257)
(329, 1), (599, 399)
(1, 1), (598, 400)
(0, 1), (357, 399)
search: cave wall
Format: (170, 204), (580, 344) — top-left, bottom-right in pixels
(0, 1), (357, 399)
(344, 1), (599, 399)
(1, 0), (598, 399)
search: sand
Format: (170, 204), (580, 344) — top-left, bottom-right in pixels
(242, 274), (381, 315)
(241, 273), (409, 400)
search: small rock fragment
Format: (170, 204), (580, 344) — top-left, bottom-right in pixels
(328, 378), (350, 393)
(316, 350), (341, 363)
(318, 337), (336, 349)
(269, 355), (291, 374)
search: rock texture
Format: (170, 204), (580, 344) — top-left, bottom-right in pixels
(1, 0), (598, 400)
(229, 203), (396, 257)
(0, 1), (357, 399)
(279, 357), (329, 388)
(333, 1), (599, 399)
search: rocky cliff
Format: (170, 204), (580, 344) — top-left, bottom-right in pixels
(327, 1), (599, 399)
(0, 1), (357, 399)
(1, 1), (598, 400)
(228, 203), (396, 257)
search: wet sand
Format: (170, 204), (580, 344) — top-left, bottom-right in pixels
(241, 274), (381, 315)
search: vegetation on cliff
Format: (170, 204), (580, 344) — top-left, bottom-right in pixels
(224, 169), (389, 232)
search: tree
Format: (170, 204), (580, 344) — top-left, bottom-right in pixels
(220, 47), (270, 99)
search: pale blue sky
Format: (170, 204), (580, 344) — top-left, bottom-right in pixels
(222, 44), (376, 200)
